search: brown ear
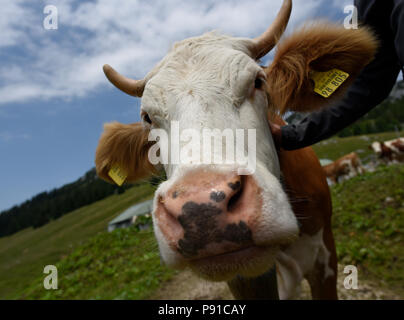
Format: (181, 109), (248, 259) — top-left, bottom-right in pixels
(95, 122), (156, 184)
(265, 22), (378, 114)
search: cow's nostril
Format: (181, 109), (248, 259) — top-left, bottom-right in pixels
(227, 182), (243, 213)
(160, 195), (179, 224)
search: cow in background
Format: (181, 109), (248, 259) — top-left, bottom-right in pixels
(370, 138), (404, 163)
(323, 152), (365, 184)
(95, 0), (376, 299)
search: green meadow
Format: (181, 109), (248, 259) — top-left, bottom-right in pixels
(0, 182), (156, 299)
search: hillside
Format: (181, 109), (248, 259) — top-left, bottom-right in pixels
(0, 168), (136, 238)
(0, 182), (155, 299)
(19, 226), (176, 300)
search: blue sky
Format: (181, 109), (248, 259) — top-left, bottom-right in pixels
(0, 0), (400, 212)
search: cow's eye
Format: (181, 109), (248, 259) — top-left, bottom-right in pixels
(141, 111), (152, 124)
(254, 77), (265, 90)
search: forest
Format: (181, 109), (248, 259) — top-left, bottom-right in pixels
(0, 169), (132, 237)
(338, 95), (404, 137)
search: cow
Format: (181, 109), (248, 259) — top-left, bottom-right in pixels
(323, 152), (365, 184)
(95, 0), (377, 299)
(370, 138), (404, 163)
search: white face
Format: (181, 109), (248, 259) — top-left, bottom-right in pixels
(141, 32), (298, 281)
(371, 142), (382, 154)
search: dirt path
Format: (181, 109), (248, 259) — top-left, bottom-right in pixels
(151, 265), (401, 300)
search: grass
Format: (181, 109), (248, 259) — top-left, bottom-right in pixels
(313, 132), (404, 294)
(312, 131), (404, 162)
(18, 225), (176, 300)
(0, 182), (155, 299)
(331, 164), (404, 295)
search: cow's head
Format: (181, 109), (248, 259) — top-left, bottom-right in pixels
(96, 0), (377, 281)
(370, 141), (383, 156)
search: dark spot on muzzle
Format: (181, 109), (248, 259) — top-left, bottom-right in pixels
(222, 221), (252, 243)
(210, 191), (226, 202)
(177, 201), (252, 258)
(172, 191), (178, 199)
(228, 181), (241, 191)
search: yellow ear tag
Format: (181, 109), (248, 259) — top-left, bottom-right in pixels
(310, 69), (350, 98)
(108, 164), (127, 186)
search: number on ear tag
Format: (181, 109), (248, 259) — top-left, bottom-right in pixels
(310, 69), (350, 98)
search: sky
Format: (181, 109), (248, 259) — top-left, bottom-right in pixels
(0, 0), (400, 212)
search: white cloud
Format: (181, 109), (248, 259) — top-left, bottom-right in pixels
(0, 0), (344, 105)
(0, 0), (37, 47)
